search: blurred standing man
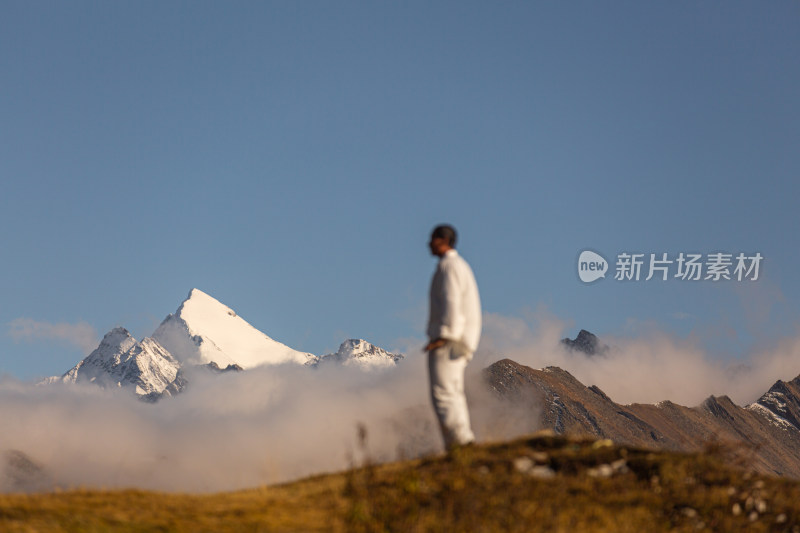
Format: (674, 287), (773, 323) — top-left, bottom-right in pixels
(424, 224), (482, 449)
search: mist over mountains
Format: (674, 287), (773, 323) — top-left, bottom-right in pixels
(4, 290), (800, 492)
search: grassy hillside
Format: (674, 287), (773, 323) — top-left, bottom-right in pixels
(2, 433), (800, 532)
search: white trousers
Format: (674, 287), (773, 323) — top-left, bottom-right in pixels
(428, 343), (475, 448)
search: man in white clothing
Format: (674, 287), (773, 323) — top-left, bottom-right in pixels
(424, 224), (482, 449)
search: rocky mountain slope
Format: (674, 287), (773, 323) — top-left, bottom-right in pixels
(484, 358), (800, 477)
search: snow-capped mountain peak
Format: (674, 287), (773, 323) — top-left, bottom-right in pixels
(152, 288), (316, 369)
(56, 328), (180, 396)
(95, 327), (138, 357)
(318, 339), (404, 368)
(45, 289), (404, 399)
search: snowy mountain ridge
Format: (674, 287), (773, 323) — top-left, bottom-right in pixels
(317, 339), (404, 368)
(52, 328), (180, 396)
(47, 289), (402, 398)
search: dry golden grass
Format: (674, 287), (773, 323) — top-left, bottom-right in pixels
(0, 473), (348, 532)
(2, 434), (800, 532)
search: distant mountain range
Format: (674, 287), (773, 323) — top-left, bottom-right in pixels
(40, 293), (800, 479)
(484, 356), (800, 478)
(45, 289), (404, 399)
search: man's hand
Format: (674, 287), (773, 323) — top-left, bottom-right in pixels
(424, 338), (447, 352)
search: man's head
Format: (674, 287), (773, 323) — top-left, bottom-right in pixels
(429, 224), (457, 257)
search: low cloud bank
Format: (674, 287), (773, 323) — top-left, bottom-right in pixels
(0, 347), (521, 493)
(3, 310), (800, 493)
(478, 310), (800, 406)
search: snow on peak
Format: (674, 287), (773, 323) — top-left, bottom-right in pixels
(184, 288), (236, 316)
(339, 339), (368, 353)
(43, 289), (404, 399)
(99, 327), (137, 352)
(152, 288), (315, 369)
(318, 338), (404, 368)
(57, 329), (180, 396)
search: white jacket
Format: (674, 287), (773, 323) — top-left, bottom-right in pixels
(427, 249), (482, 355)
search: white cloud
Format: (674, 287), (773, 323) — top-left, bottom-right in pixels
(4, 307), (800, 494)
(0, 330), (533, 493)
(476, 310), (800, 407)
(0, 359), (441, 492)
(7, 318), (98, 354)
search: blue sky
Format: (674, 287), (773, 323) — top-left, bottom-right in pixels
(1, 1), (799, 380)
